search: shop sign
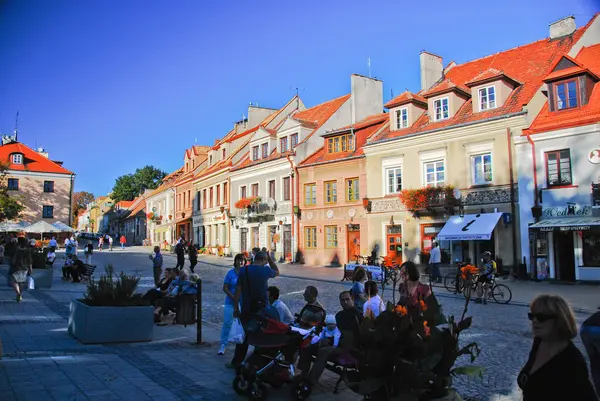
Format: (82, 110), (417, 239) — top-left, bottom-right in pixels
(192, 216), (203, 225)
(542, 204), (591, 218)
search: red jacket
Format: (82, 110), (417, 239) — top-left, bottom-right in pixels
(120, 236), (126, 244)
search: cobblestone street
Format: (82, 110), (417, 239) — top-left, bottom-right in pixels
(0, 246), (594, 401)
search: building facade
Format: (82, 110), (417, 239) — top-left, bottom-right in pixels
(145, 169), (181, 247)
(0, 138), (75, 225)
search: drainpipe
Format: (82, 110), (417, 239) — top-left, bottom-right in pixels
(286, 155), (295, 262)
(506, 129), (518, 276)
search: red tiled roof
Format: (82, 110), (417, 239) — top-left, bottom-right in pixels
(421, 78), (471, 98)
(116, 200), (134, 209)
(384, 91), (427, 109)
(126, 197), (146, 218)
(373, 16), (595, 143)
(465, 68), (521, 87)
(525, 43), (600, 135)
(0, 142), (73, 175)
(299, 113), (389, 167)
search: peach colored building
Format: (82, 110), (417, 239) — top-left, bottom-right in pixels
(0, 139), (75, 225)
(297, 113), (388, 266)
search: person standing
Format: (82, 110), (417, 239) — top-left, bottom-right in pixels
(149, 246), (163, 287)
(475, 251), (496, 304)
(581, 311), (600, 395)
(188, 241), (198, 273)
(428, 241), (442, 283)
(48, 237), (57, 252)
(175, 238), (185, 270)
(84, 241), (93, 265)
(9, 237), (32, 302)
(350, 267), (367, 311)
(108, 235), (113, 251)
(228, 251), (279, 368)
(98, 236), (104, 251)
(518, 294), (597, 400)
(120, 235), (127, 249)
(219, 254), (245, 355)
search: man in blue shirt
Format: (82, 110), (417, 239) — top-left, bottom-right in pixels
(228, 251), (279, 368)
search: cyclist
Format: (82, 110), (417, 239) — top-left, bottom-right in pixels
(475, 251), (496, 304)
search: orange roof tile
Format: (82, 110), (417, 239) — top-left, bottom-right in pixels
(384, 91), (427, 109)
(0, 142), (73, 175)
(525, 43), (600, 135)
(465, 68), (521, 87)
(373, 15), (595, 143)
(126, 198), (146, 218)
(116, 200), (134, 209)
(421, 78), (471, 98)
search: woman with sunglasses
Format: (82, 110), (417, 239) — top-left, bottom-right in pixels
(518, 294), (597, 401)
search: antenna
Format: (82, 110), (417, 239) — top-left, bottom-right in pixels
(391, 89), (394, 99)
(367, 57), (371, 78)
(14, 111), (19, 142)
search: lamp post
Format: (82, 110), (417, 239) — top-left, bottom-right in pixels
(452, 188), (464, 218)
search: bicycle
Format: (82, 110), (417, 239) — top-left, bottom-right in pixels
(443, 262), (468, 295)
(462, 274), (512, 304)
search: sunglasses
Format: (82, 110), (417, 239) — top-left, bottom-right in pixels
(527, 312), (557, 322)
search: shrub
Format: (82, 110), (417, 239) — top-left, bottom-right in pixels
(82, 264), (149, 307)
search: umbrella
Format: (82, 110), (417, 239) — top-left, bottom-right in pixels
(0, 221), (30, 232)
(52, 221), (74, 232)
(23, 221), (62, 234)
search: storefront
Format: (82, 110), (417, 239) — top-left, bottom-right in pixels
(175, 218), (191, 242)
(528, 214), (600, 281)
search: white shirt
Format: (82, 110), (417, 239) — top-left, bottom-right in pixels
(363, 295), (385, 318)
(429, 246), (441, 264)
(311, 326), (342, 347)
(271, 300), (294, 325)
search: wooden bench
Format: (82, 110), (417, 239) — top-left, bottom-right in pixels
(81, 264), (96, 282)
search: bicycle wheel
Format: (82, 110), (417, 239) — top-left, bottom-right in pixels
(444, 273), (459, 293)
(491, 284), (512, 304)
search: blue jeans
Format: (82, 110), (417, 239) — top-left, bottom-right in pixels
(220, 303), (234, 348)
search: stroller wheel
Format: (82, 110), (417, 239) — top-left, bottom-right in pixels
(291, 376), (312, 401)
(232, 376), (250, 396)
(249, 382), (268, 401)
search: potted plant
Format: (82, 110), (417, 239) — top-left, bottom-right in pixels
(68, 265), (153, 344)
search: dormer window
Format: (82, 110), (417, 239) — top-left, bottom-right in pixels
(222, 149), (226, 159)
(327, 134), (354, 154)
(280, 137), (288, 152)
(478, 86), (496, 111)
(261, 143), (269, 158)
(209, 155), (213, 165)
(291, 133), (298, 148)
(252, 146), (259, 161)
(11, 153), (23, 164)
(554, 79), (578, 110)
(434, 98), (449, 121)
(395, 108), (408, 129)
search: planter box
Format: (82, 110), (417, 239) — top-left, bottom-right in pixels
(68, 299), (154, 344)
(31, 268), (53, 289)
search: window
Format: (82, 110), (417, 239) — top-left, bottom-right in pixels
(434, 97), (449, 121)
(304, 183), (316, 205)
(268, 180), (275, 199)
(555, 80), (578, 110)
(186, 162), (189, 172)
(223, 183), (228, 205)
(280, 137), (288, 153)
(251, 183), (259, 197)
(203, 189), (207, 209)
(241, 186), (247, 199)
(327, 134), (354, 154)
(424, 160), (445, 186)
(209, 156), (213, 165)
(478, 86), (496, 111)
(252, 146), (259, 161)
(261, 143), (269, 158)
(471, 153), (492, 185)
(43, 205), (54, 218)
(283, 177), (291, 201)
(346, 178), (359, 202)
(222, 149), (226, 159)
(11, 154), (22, 164)
(209, 187), (214, 208)
(196, 191), (201, 210)
(396, 108), (408, 129)
(304, 227), (317, 249)
(7, 178), (18, 191)
(582, 232), (600, 267)
(216, 184), (221, 206)
(324, 181), (337, 204)
(325, 226), (338, 248)
(187, 190), (191, 208)
(291, 133), (298, 148)
(546, 149), (572, 187)
(386, 167), (402, 194)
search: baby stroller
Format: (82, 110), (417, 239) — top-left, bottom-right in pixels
(233, 314), (317, 401)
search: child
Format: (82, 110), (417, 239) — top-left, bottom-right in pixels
(311, 314), (341, 348)
(84, 241), (93, 265)
(46, 249), (56, 267)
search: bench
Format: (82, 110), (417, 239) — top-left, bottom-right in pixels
(310, 349), (359, 393)
(81, 264), (96, 282)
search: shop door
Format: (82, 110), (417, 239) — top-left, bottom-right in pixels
(240, 228), (248, 252)
(347, 225), (360, 263)
(252, 227), (260, 248)
(386, 226), (403, 265)
(554, 231), (575, 281)
(283, 226), (292, 260)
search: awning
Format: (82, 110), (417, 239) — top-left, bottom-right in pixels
(529, 217), (600, 232)
(437, 212), (503, 241)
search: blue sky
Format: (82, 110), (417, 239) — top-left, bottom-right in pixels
(0, 0), (597, 196)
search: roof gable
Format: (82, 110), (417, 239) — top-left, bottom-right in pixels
(0, 142), (73, 175)
(384, 91), (427, 109)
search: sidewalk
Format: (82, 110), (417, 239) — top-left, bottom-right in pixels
(196, 254), (600, 313)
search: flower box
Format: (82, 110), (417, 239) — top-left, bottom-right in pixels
(399, 185), (456, 213)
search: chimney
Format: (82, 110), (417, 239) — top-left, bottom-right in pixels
(350, 74), (383, 123)
(37, 147), (49, 159)
(247, 105), (277, 128)
(420, 51), (443, 92)
(549, 16), (576, 39)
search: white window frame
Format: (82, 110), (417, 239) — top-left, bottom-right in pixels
(423, 160), (445, 186)
(252, 146), (259, 161)
(434, 97), (449, 121)
(381, 156), (404, 197)
(261, 142), (269, 159)
(478, 85), (496, 111)
(420, 148), (447, 187)
(465, 141), (494, 187)
(471, 153), (493, 185)
(12, 154), (22, 164)
(395, 108), (408, 129)
(385, 167), (403, 195)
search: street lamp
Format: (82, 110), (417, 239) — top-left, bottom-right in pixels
(453, 188), (464, 218)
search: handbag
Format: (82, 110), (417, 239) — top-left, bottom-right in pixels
(27, 275), (35, 290)
(228, 318), (246, 344)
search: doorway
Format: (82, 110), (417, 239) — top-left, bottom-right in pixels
(252, 227), (260, 248)
(386, 225), (403, 265)
(554, 231), (575, 281)
(347, 225), (360, 264)
(240, 228), (248, 252)
(283, 225), (291, 260)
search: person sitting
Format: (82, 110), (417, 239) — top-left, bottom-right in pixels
(363, 280), (385, 318)
(397, 261), (431, 318)
(154, 269), (197, 323)
(63, 256), (86, 282)
(143, 268), (176, 306)
(311, 314), (341, 348)
(46, 249), (56, 268)
(296, 285), (326, 329)
(268, 286), (294, 325)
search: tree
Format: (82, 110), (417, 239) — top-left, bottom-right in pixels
(111, 165), (167, 202)
(0, 163), (24, 222)
(72, 191), (95, 227)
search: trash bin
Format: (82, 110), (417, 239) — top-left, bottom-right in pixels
(176, 294), (196, 327)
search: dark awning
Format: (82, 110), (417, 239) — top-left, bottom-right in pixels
(529, 217), (600, 232)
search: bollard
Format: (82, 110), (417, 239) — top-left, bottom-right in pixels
(196, 279), (202, 344)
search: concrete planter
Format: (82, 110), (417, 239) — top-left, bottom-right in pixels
(68, 299), (154, 344)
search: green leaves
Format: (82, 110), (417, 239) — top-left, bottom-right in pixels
(111, 165), (167, 202)
(457, 316), (472, 333)
(451, 365), (485, 379)
(457, 342), (481, 363)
